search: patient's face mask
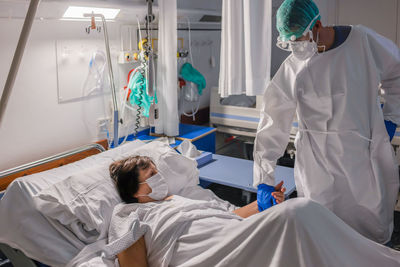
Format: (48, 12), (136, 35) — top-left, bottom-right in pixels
(138, 173), (168, 200)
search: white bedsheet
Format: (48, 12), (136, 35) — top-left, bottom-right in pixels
(70, 196), (400, 267)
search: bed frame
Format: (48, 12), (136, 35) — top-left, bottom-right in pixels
(209, 87), (262, 138)
(210, 86), (299, 138)
(0, 141), (107, 267)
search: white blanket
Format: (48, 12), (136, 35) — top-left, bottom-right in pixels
(67, 186), (237, 266)
(69, 196), (400, 267)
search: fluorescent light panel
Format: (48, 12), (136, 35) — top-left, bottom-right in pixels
(63, 6), (120, 19)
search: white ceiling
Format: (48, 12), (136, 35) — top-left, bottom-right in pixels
(0, 0), (222, 22)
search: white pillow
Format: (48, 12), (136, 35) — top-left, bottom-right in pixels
(32, 140), (199, 243)
(33, 166), (120, 242)
(132, 141), (200, 195)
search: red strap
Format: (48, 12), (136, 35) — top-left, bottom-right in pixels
(127, 68), (136, 83)
(123, 68), (136, 101)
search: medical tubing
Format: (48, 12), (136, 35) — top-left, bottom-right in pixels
(120, 80), (136, 146)
(137, 16), (143, 51)
(84, 51), (106, 96)
(136, 61), (147, 135)
(81, 51), (111, 145)
(122, 66), (145, 139)
(182, 99), (200, 118)
(119, 24), (124, 51)
(181, 91), (200, 119)
(185, 17), (194, 66)
(179, 17), (200, 120)
(134, 68), (145, 136)
(121, 69), (139, 119)
(119, 75), (133, 147)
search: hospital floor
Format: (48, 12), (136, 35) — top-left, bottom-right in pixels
(212, 132), (400, 250)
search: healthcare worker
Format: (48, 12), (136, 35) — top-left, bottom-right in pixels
(254, 0), (400, 244)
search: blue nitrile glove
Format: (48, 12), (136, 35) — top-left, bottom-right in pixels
(257, 184), (276, 212)
(384, 120), (397, 141)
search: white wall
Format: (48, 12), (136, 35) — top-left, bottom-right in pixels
(0, 16), (220, 171)
(0, 19), (120, 171)
(334, 0), (399, 45)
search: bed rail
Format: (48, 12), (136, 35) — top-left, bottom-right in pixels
(0, 143), (106, 191)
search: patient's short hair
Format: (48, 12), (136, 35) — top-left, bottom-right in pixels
(109, 155), (154, 203)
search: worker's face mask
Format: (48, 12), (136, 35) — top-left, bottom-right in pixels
(138, 173), (168, 200)
(290, 31), (318, 61)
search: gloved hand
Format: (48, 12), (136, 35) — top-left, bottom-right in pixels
(384, 120), (397, 141)
(257, 184), (276, 212)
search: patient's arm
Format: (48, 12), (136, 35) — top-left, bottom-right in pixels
(233, 185), (286, 218)
(117, 236), (148, 267)
(233, 201), (259, 218)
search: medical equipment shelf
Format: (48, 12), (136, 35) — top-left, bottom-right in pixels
(129, 124), (217, 152)
(198, 154), (296, 196)
(176, 124), (216, 153)
(177, 123), (216, 140)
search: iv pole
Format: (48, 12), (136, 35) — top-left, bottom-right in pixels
(83, 13), (120, 147)
(0, 0), (41, 127)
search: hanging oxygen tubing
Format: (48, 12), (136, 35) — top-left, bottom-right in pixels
(121, 15), (157, 143)
(178, 17), (206, 121)
(120, 0), (158, 145)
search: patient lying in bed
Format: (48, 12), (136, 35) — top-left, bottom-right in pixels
(107, 156), (400, 267)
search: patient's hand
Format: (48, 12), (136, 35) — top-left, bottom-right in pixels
(164, 195), (174, 200)
(272, 181), (286, 204)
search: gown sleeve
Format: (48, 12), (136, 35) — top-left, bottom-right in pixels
(363, 26), (400, 125)
(253, 75), (297, 187)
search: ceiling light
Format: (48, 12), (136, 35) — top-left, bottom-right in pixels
(62, 6), (120, 20)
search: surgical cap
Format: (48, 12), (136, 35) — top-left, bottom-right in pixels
(276, 0), (321, 42)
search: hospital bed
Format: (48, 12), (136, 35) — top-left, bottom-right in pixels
(209, 86), (298, 156)
(210, 86), (298, 138)
(211, 86), (400, 164)
(0, 139), (295, 266)
(210, 86), (262, 138)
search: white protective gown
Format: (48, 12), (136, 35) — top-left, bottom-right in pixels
(254, 25), (400, 244)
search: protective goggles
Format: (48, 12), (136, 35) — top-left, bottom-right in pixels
(276, 13), (320, 51)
